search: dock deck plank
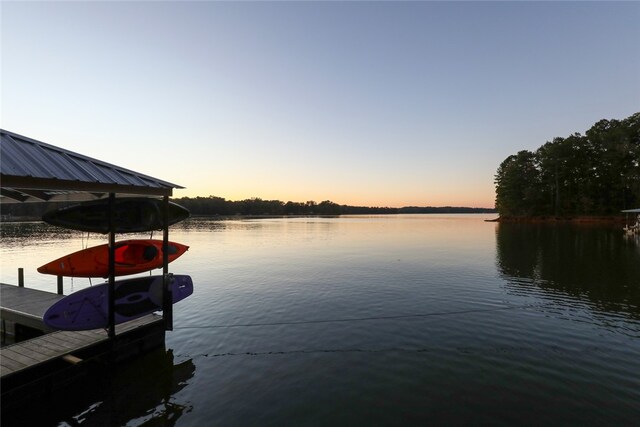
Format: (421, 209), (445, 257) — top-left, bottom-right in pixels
(1, 283), (165, 381)
(2, 348), (41, 367)
(15, 340), (64, 358)
(1, 314), (162, 379)
(0, 357), (26, 373)
(0, 314), (162, 378)
(0, 283), (64, 331)
(37, 334), (83, 351)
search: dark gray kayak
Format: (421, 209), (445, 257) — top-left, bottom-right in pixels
(42, 197), (190, 233)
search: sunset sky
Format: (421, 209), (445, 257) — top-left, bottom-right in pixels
(2, 1), (639, 208)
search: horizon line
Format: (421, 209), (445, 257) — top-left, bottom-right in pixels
(171, 194), (497, 211)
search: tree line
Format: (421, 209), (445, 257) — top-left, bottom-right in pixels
(171, 197), (396, 216)
(171, 197), (496, 216)
(0, 196), (495, 220)
(495, 112), (640, 217)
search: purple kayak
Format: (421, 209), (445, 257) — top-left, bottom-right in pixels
(44, 274), (193, 331)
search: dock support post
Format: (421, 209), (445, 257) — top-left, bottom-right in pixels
(162, 195), (173, 331)
(57, 276), (63, 295)
(108, 193), (116, 339)
(18, 268), (24, 287)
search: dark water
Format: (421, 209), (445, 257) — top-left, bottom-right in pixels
(1, 215), (639, 425)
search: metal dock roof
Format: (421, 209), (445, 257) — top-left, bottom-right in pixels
(0, 129), (183, 202)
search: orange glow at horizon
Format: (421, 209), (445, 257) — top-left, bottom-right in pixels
(173, 187), (496, 209)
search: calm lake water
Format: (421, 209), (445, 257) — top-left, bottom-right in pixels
(1, 214), (640, 426)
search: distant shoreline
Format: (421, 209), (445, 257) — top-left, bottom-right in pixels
(1, 211), (498, 223)
(1, 197), (496, 220)
(4, 214), (631, 225)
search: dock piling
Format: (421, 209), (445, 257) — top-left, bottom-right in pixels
(18, 269), (24, 288)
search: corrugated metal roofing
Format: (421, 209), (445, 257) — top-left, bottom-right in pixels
(0, 129), (183, 202)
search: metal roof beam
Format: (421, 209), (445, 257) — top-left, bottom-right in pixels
(0, 188), (29, 202)
(18, 189), (53, 201)
(0, 175), (173, 197)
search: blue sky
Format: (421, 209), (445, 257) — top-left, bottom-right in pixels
(2, 1), (639, 208)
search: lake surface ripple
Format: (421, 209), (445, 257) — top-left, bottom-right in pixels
(1, 215), (639, 425)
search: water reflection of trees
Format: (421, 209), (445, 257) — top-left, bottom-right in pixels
(495, 223), (640, 318)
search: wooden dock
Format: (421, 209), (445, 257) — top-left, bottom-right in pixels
(1, 283), (63, 334)
(0, 283), (166, 412)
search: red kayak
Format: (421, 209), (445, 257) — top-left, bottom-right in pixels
(37, 239), (189, 278)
